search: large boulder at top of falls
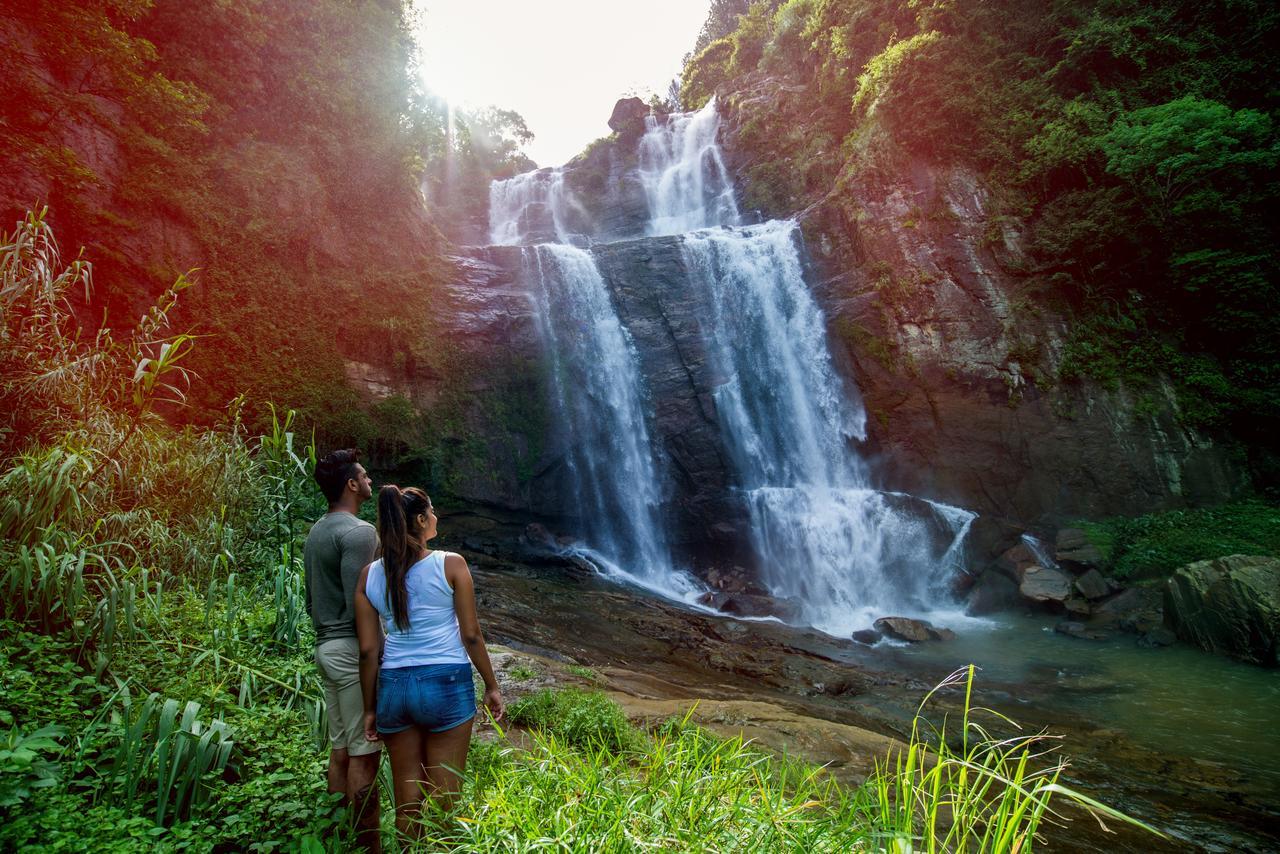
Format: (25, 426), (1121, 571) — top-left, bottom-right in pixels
(1018, 565), (1074, 603)
(1164, 555), (1280, 667)
(608, 97), (650, 138)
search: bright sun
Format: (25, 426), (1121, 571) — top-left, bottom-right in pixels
(411, 0), (712, 166)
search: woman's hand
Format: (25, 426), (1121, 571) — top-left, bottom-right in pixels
(363, 711), (380, 743)
(483, 687), (504, 722)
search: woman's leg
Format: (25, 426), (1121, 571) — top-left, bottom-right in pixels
(382, 726), (429, 845)
(422, 716), (474, 814)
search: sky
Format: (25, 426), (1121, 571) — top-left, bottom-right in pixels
(413, 0), (713, 167)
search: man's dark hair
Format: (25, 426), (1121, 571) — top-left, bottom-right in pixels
(314, 448), (362, 504)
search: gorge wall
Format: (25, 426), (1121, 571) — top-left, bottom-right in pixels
(401, 96), (1245, 571)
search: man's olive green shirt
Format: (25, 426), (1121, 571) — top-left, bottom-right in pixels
(303, 511), (377, 644)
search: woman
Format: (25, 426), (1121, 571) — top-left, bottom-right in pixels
(355, 485), (503, 843)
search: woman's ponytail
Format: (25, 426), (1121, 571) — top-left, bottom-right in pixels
(378, 484), (413, 631)
(376, 484), (433, 632)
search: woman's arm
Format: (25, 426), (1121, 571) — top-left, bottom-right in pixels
(354, 562), (383, 742)
(446, 553), (504, 721)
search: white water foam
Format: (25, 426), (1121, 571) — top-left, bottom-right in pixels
(639, 98), (740, 236)
(523, 243), (685, 591)
(680, 222), (975, 636)
(489, 168), (586, 245)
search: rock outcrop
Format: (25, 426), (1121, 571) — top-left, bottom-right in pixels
(1165, 555), (1280, 666)
(711, 86), (1246, 538)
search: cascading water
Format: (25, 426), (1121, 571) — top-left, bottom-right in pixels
(639, 102), (975, 635)
(639, 98), (740, 236)
(524, 244), (677, 587)
(489, 168), (585, 246)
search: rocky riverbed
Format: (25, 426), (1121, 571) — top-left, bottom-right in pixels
(442, 511), (1280, 853)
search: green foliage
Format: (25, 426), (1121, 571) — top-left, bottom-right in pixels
(682, 0), (1280, 483)
(506, 689), (641, 754)
(421, 673), (1156, 851)
(1081, 500), (1280, 581)
(0, 724), (65, 809)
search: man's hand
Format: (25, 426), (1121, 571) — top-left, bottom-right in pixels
(483, 687), (504, 722)
(363, 711), (380, 742)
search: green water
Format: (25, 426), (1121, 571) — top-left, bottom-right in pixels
(881, 613), (1280, 784)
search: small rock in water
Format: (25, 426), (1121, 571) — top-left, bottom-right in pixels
(1063, 597), (1092, 617)
(1054, 621), (1111, 641)
(1137, 627), (1177, 648)
(872, 617), (952, 643)
(851, 628), (882, 645)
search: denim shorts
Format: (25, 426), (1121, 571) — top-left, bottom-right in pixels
(376, 663), (476, 734)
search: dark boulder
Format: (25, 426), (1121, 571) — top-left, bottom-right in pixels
(1055, 528), (1104, 572)
(851, 628), (882, 645)
(1165, 555), (1280, 667)
(966, 569), (1021, 615)
(1074, 569), (1111, 601)
(1094, 586), (1164, 634)
(608, 96), (650, 138)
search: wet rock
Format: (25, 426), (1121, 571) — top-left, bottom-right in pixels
(1055, 621), (1111, 641)
(1063, 597), (1092, 617)
(698, 591), (802, 622)
(1094, 586), (1164, 634)
(872, 617), (953, 643)
(966, 569), (1021, 615)
(851, 628), (882, 645)
(1019, 565), (1073, 603)
(995, 541), (1039, 581)
(1138, 627), (1177, 648)
(1165, 555), (1280, 667)
(523, 522), (555, 548)
(1074, 569), (1111, 601)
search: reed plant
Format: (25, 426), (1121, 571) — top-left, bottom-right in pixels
(419, 681), (1159, 853)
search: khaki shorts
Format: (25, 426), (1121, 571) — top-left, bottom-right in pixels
(314, 637), (381, 757)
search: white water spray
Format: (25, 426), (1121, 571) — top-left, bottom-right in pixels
(639, 98), (740, 236)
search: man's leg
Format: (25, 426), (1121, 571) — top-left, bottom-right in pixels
(328, 747), (349, 796)
(329, 637), (382, 852)
(348, 750), (382, 851)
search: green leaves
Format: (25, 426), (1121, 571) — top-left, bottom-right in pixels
(1102, 96), (1278, 221)
(0, 724), (66, 809)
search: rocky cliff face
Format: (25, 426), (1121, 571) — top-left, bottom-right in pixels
(711, 92), (1246, 535)
(424, 98), (1245, 568)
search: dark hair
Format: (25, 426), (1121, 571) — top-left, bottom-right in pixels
(377, 484), (432, 631)
(314, 449), (362, 504)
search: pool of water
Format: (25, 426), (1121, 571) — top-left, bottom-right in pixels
(877, 613), (1280, 786)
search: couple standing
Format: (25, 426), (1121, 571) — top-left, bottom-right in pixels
(303, 449), (504, 850)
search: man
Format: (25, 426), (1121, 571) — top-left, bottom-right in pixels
(304, 449), (381, 851)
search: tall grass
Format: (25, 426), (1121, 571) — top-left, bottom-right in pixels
(421, 680), (1160, 853)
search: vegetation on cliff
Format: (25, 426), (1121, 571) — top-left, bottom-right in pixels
(0, 0), (533, 445)
(682, 0), (1279, 487)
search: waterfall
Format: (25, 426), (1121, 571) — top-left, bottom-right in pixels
(637, 105), (975, 636)
(522, 244), (686, 593)
(680, 223), (975, 634)
(639, 98), (740, 236)
(489, 168), (586, 246)
(484, 98), (974, 635)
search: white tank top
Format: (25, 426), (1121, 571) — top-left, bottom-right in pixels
(364, 551), (470, 668)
